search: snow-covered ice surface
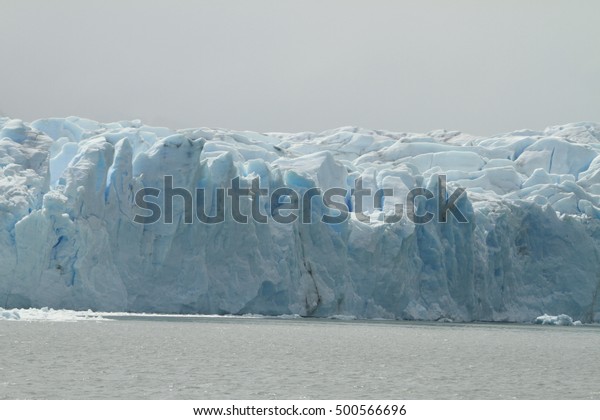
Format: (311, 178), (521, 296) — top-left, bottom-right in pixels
(2, 117), (600, 322)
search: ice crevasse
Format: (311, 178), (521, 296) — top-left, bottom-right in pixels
(2, 116), (600, 322)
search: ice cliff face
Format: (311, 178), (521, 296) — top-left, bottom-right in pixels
(2, 116), (600, 322)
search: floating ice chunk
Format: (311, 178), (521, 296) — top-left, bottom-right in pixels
(329, 314), (358, 321)
(437, 318), (454, 323)
(0, 307), (107, 321)
(1, 308), (20, 320)
(534, 314), (574, 326)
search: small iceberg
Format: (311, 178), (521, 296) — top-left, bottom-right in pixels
(0, 307), (106, 322)
(1, 308), (20, 320)
(534, 313), (580, 326)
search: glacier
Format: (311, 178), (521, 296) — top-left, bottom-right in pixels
(2, 116), (600, 322)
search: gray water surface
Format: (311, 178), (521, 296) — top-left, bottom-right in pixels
(1, 317), (599, 399)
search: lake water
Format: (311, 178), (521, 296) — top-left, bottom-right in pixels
(1, 316), (599, 399)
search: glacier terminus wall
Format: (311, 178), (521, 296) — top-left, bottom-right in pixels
(2, 116), (600, 322)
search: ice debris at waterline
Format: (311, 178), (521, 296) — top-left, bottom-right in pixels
(2, 117), (600, 322)
(534, 314), (582, 326)
(0, 306), (106, 321)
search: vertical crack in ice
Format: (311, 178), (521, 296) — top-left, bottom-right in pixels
(548, 146), (556, 173)
(297, 226), (321, 316)
(586, 246), (600, 323)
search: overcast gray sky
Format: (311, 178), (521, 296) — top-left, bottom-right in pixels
(1, 0), (599, 135)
